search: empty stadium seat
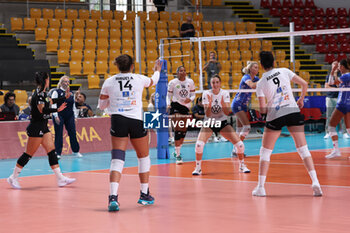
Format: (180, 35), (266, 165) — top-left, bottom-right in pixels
(23, 18), (36, 31)
(88, 74), (100, 88)
(11, 17), (23, 31)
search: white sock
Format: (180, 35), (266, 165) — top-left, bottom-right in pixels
(258, 175), (266, 187)
(308, 170), (319, 185)
(196, 160), (202, 169)
(53, 167), (65, 180)
(175, 146), (181, 156)
(240, 159), (245, 164)
(13, 166), (22, 179)
(140, 183), (149, 194)
(232, 147), (236, 153)
(110, 182), (119, 196)
(333, 140), (339, 150)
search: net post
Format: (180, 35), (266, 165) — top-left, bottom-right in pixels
(135, 15), (142, 74)
(198, 37), (204, 91)
(289, 22), (295, 73)
(159, 39), (164, 60)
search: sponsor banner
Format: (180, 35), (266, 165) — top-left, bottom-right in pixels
(0, 117), (157, 160)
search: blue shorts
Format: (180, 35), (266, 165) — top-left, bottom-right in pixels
(231, 102), (248, 114)
(336, 103), (350, 115)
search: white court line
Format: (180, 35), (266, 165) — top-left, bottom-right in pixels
(80, 171), (350, 190)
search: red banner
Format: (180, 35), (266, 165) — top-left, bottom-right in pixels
(0, 117), (157, 159)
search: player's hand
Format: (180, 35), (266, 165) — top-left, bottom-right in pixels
(184, 98), (191, 104)
(296, 98), (304, 109)
(55, 116), (60, 124)
(58, 102), (67, 112)
(153, 60), (163, 72)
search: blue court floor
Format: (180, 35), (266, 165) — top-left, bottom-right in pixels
(0, 132), (349, 179)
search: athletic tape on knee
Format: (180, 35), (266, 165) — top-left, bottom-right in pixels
(17, 152), (32, 167)
(260, 147), (272, 162)
(195, 140), (205, 154)
(174, 131), (187, 140)
(138, 156), (151, 173)
(328, 126), (337, 137)
(111, 149), (125, 161)
(297, 145), (311, 160)
(239, 125), (251, 138)
(48, 150), (58, 166)
(110, 159), (125, 173)
(234, 141), (245, 154)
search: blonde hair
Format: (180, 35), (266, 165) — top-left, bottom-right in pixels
(57, 75), (70, 89)
(242, 61), (258, 74)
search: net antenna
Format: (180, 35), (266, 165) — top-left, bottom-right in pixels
(189, 27), (350, 93)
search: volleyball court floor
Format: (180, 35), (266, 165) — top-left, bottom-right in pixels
(1, 132), (350, 233)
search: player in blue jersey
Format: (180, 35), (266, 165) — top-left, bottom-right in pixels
(231, 61), (259, 159)
(325, 58), (350, 159)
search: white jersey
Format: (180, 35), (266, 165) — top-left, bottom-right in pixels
(202, 89), (230, 121)
(168, 77), (195, 109)
(256, 68), (299, 121)
(100, 72), (158, 120)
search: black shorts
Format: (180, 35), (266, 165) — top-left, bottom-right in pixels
(110, 114), (147, 139)
(265, 112), (304, 131)
(170, 102), (190, 115)
(26, 121), (50, 137)
(210, 120), (230, 134)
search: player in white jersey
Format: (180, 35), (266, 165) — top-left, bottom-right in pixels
(252, 51), (322, 197)
(167, 66), (196, 164)
(192, 75), (249, 175)
(98, 54), (162, 211)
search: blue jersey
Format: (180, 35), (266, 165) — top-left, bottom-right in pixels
(337, 73), (350, 106)
(232, 74), (259, 106)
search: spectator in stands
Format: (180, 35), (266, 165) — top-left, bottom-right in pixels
(192, 97), (205, 122)
(147, 92), (156, 112)
(180, 16), (195, 38)
(153, 0), (167, 12)
(19, 96), (32, 121)
(324, 61), (349, 139)
(74, 90), (94, 118)
(203, 51), (221, 89)
(0, 92), (20, 120)
(51, 76), (83, 158)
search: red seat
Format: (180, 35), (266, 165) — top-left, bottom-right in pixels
(325, 34), (336, 44)
(271, 0), (282, 8)
(282, 0), (293, 8)
(291, 16), (302, 26)
(326, 16), (336, 26)
(328, 24), (337, 29)
(337, 7), (348, 17)
(292, 8), (303, 17)
(313, 35), (323, 44)
(326, 8), (336, 17)
(294, 0), (304, 8)
(269, 7), (280, 17)
(280, 16), (290, 26)
(303, 16), (313, 26)
(304, 24), (314, 30)
(337, 34), (348, 43)
(325, 53), (335, 64)
(305, 0), (316, 8)
(281, 8), (292, 17)
(315, 8), (325, 17)
(316, 24), (326, 30)
(316, 43), (327, 53)
(303, 8), (314, 17)
(294, 24), (303, 31)
(328, 43), (339, 53)
(301, 35), (313, 44)
(337, 16), (348, 28)
(340, 43), (350, 53)
(260, 0), (270, 8)
(337, 52), (347, 61)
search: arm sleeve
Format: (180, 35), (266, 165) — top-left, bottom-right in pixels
(256, 82), (265, 97)
(51, 90), (58, 118)
(149, 71), (160, 87)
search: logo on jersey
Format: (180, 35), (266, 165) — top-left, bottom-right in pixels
(211, 99), (222, 114)
(122, 91), (130, 97)
(179, 89), (188, 98)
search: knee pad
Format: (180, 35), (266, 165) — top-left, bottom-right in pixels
(195, 140), (205, 154)
(174, 131), (187, 140)
(234, 141), (245, 154)
(17, 152), (32, 167)
(110, 159), (125, 173)
(260, 147), (272, 162)
(48, 150), (58, 166)
(138, 156), (151, 173)
(328, 126), (337, 137)
(112, 149), (125, 161)
(239, 125), (251, 138)
(297, 145), (311, 160)
(236, 127), (243, 135)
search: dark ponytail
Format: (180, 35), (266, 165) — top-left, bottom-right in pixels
(35, 72), (48, 92)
